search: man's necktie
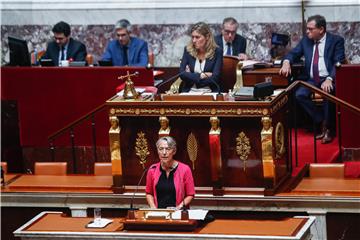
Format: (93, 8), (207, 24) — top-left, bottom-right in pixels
(123, 46), (128, 66)
(312, 42), (320, 84)
(60, 47), (65, 61)
(226, 42), (232, 56)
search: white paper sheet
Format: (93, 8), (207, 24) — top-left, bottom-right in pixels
(171, 209), (208, 220)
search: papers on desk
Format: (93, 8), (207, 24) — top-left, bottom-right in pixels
(86, 218), (113, 228)
(179, 92), (217, 100)
(171, 209), (208, 220)
(145, 211), (171, 220)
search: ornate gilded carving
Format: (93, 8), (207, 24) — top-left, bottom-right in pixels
(275, 122), (286, 159)
(112, 107), (269, 116)
(158, 116), (170, 136)
(118, 71), (139, 99)
(109, 116), (122, 175)
(261, 117), (275, 179)
(135, 132), (150, 169)
(187, 133), (198, 170)
(236, 132), (251, 171)
(271, 95), (288, 114)
(233, 62), (244, 92)
(209, 117), (221, 135)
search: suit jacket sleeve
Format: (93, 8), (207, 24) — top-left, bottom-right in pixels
(329, 36), (345, 81)
(132, 40), (149, 67)
(197, 48), (223, 88)
(71, 41), (87, 61)
(101, 41), (113, 61)
(283, 38), (305, 64)
(179, 48), (201, 86)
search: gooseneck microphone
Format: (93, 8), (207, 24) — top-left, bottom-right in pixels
(157, 69), (189, 94)
(128, 165), (156, 219)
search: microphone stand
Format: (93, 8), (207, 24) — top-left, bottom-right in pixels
(181, 199), (189, 220)
(128, 165), (155, 219)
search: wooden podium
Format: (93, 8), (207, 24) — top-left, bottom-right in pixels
(106, 92), (291, 195)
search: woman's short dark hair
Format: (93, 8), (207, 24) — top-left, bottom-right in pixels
(307, 15), (327, 31)
(52, 21), (71, 37)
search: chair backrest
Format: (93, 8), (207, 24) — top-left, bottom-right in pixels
(94, 162), (112, 176)
(309, 163), (344, 178)
(34, 162), (67, 175)
(1, 162), (8, 174)
(221, 55), (240, 92)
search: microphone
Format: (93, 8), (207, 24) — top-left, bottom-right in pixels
(158, 69), (189, 95)
(199, 59), (223, 100)
(128, 165), (156, 219)
(181, 197), (189, 220)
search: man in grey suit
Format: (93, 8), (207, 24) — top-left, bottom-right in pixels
(215, 17), (247, 60)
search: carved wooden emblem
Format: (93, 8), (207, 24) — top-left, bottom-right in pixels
(187, 133), (198, 170)
(135, 131), (150, 169)
(275, 122), (286, 159)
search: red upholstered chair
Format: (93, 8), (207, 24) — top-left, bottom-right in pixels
(94, 162), (112, 176)
(344, 161), (360, 178)
(34, 162), (67, 175)
(1, 162), (8, 174)
(309, 163), (344, 178)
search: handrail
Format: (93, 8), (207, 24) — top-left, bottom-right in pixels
(48, 103), (107, 141)
(285, 80), (360, 115)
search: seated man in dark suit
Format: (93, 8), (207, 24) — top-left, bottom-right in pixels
(42, 21), (87, 66)
(279, 15), (345, 144)
(215, 17), (247, 60)
(102, 19), (148, 66)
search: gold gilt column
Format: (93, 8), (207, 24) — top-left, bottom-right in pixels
(209, 117), (223, 196)
(261, 117), (275, 187)
(109, 116), (123, 193)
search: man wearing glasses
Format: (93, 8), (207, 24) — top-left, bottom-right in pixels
(102, 19), (148, 66)
(42, 21), (87, 66)
(215, 17), (248, 60)
(279, 15), (345, 144)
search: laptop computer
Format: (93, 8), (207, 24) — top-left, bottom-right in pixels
(40, 59), (55, 66)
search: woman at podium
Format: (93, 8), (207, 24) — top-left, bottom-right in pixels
(145, 136), (195, 209)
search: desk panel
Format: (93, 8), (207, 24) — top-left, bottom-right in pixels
(5, 175), (113, 193)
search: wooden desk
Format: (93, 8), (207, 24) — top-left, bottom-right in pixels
(14, 211), (314, 240)
(4, 175), (113, 193)
(243, 67), (289, 87)
(291, 178), (360, 197)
